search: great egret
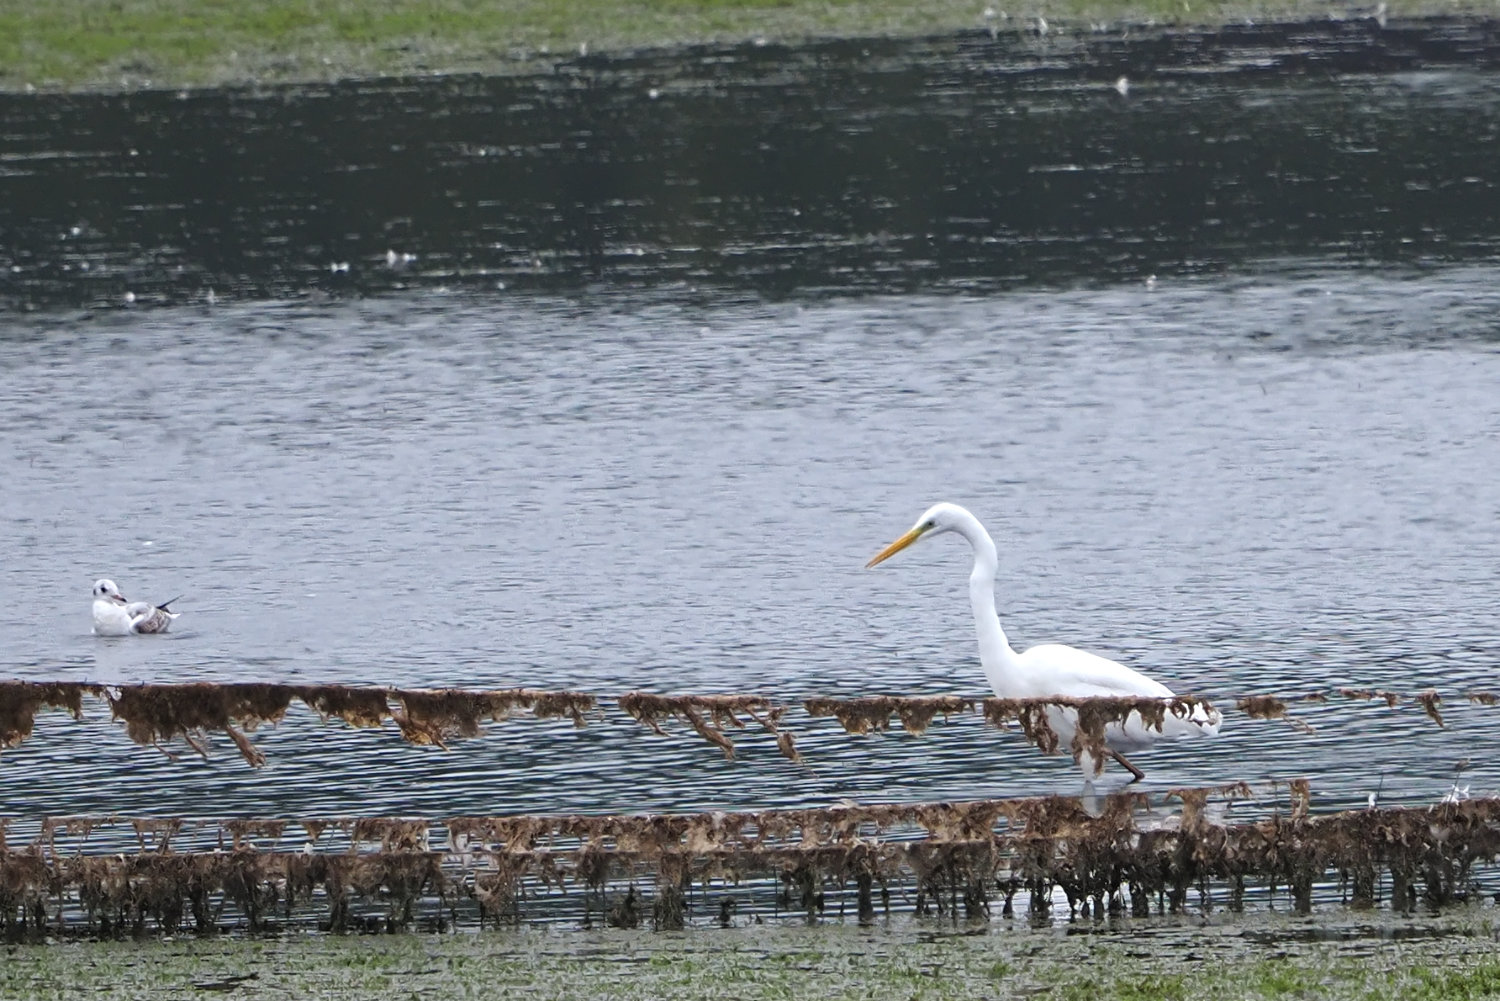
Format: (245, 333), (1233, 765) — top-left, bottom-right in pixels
(866, 502), (1220, 782)
(92, 579), (180, 635)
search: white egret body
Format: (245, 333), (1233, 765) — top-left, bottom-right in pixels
(91, 578), (180, 635)
(867, 503), (1220, 781)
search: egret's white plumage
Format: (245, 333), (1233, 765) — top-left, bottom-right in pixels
(91, 578), (180, 635)
(866, 502), (1220, 781)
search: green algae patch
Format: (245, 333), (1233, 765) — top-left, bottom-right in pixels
(0, 0), (1495, 92)
(7, 913), (1500, 1001)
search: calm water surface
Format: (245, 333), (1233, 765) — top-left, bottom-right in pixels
(1, 26), (1498, 823)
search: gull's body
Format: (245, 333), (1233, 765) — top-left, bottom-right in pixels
(91, 579), (179, 635)
(867, 502), (1219, 781)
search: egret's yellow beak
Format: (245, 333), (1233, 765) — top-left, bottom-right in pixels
(865, 526), (926, 568)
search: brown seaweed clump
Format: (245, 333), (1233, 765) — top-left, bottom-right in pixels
(350, 818), (430, 853)
(617, 693), (797, 761)
(1235, 695), (1314, 733)
(1416, 690), (1444, 728)
(980, 695), (1215, 770)
(1286, 778), (1312, 819)
(0, 682), (94, 753)
(390, 688), (596, 748)
(1337, 688), (1402, 708)
(981, 699), (1061, 754)
(106, 683), (298, 766)
(803, 695), (975, 737)
(296, 686), (393, 728)
(222, 820), (288, 851)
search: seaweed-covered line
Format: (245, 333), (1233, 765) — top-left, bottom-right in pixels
(0, 681), (596, 766)
(0, 682), (1482, 768)
(7, 784), (1500, 937)
(5, 780), (1295, 856)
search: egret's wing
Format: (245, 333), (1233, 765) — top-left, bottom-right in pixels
(1024, 643), (1221, 738)
(1020, 643), (1175, 698)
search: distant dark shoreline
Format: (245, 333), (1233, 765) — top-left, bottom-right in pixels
(1, 6), (1497, 95)
(3, 15), (1498, 313)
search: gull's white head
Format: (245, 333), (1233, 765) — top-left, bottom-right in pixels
(866, 502), (975, 568)
(92, 579), (126, 603)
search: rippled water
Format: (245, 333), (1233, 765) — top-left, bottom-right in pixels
(4, 268), (1498, 819)
(2, 25), (1499, 824)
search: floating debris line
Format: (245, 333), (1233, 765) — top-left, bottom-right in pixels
(0, 681), (1486, 769)
(5, 782), (1500, 939)
(0, 682), (596, 766)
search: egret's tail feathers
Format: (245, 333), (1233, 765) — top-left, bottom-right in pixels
(1179, 699), (1223, 738)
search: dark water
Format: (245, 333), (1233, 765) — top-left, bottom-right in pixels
(1, 21), (1499, 825)
(3, 18), (1499, 308)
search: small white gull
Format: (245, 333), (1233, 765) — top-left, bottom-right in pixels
(91, 578), (181, 635)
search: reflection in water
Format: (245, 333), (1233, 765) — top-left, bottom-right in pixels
(0, 25), (1498, 829)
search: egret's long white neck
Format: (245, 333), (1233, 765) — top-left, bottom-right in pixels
(953, 510), (1020, 696)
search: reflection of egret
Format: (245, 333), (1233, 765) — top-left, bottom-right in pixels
(866, 502), (1220, 782)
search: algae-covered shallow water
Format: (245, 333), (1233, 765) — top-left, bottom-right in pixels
(6, 911), (1500, 999)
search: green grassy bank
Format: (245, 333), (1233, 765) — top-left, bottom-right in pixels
(5, 914), (1500, 1001)
(0, 0), (1492, 93)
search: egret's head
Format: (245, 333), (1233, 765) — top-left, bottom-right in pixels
(93, 579), (125, 603)
(866, 502), (970, 568)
